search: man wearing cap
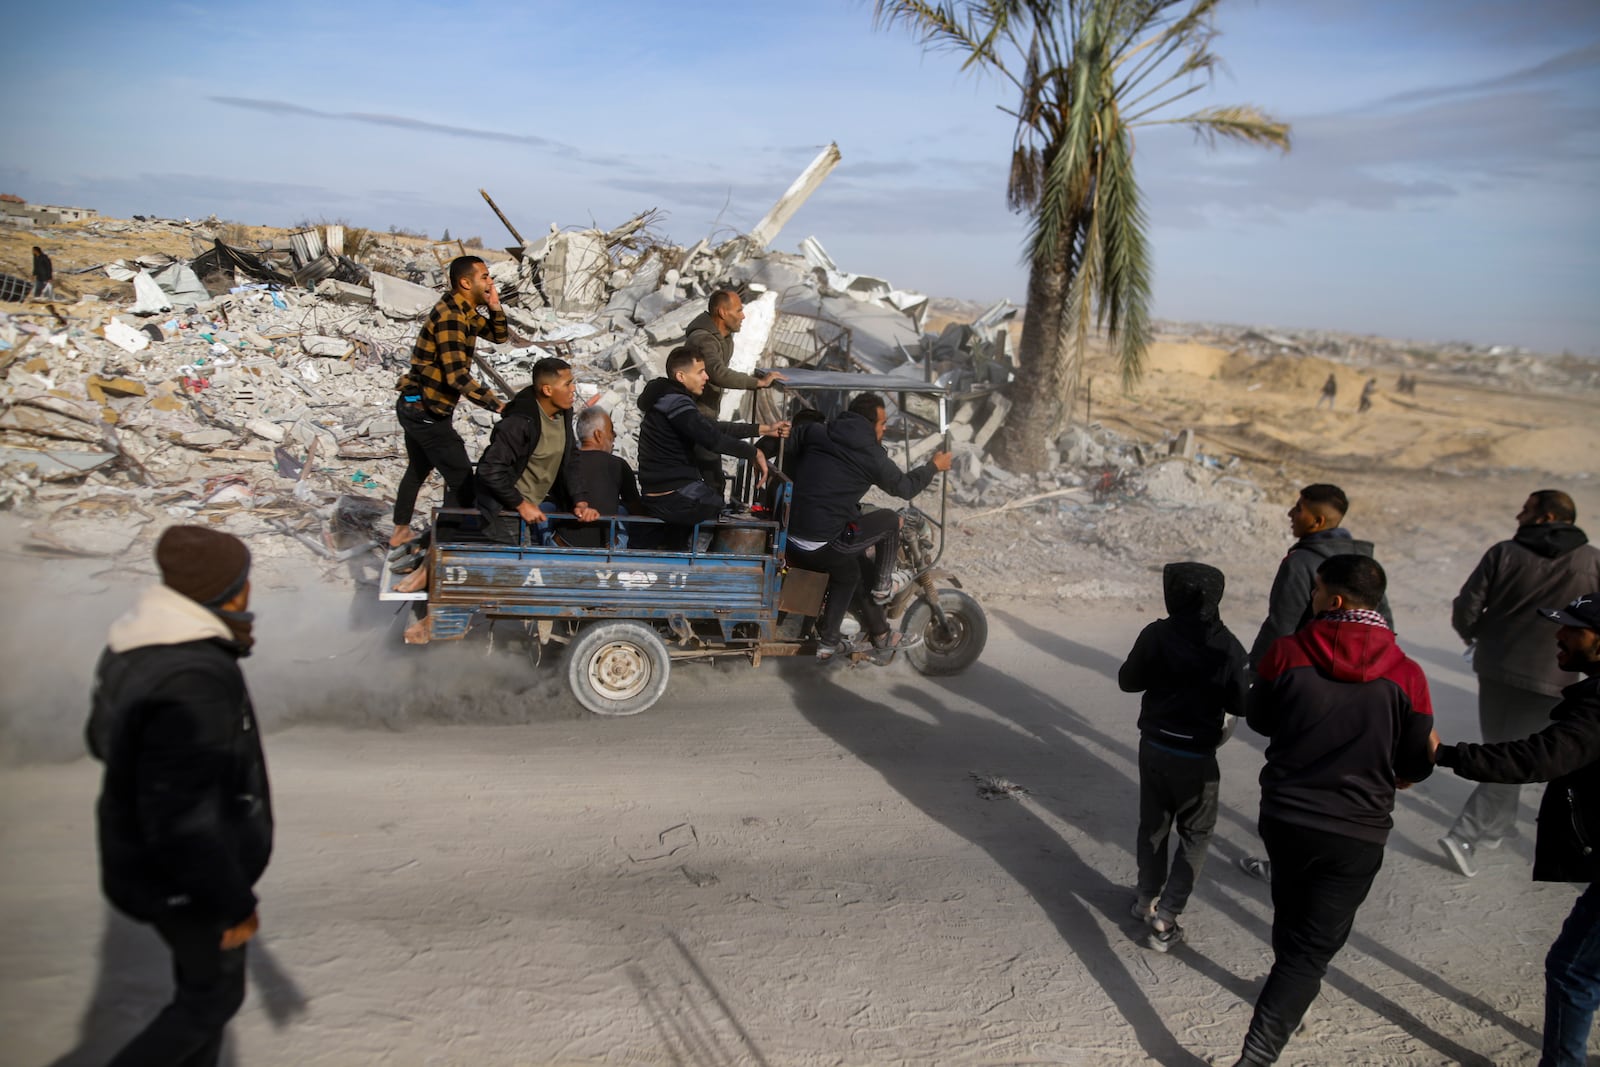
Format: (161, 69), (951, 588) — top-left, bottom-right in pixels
(1432, 592), (1600, 1066)
(1440, 489), (1600, 877)
(86, 525), (273, 1066)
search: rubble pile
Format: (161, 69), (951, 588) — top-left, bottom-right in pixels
(0, 163), (1061, 568)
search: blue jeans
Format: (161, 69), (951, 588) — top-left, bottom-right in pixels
(1544, 881), (1600, 1066)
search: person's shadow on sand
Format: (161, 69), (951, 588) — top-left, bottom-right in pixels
(47, 908), (307, 1067)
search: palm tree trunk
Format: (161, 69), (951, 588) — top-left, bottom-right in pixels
(995, 250), (1075, 473)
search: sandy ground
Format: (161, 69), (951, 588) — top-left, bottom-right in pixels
(0, 546), (1587, 1066)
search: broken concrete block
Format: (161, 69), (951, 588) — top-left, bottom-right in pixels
(180, 429), (234, 448)
(641, 299), (703, 345)
(246, 419), (286, 443)
(302, 336), (354, 358)
(631, 289), (680, 325)
(543, 231), (608, 312)
(371, 272), (440, 319)
(314, 279), (374, 306)
(1169, 427), (1197, 459)
(971, 394), (1012, 452)
(104, 319), (150, 353)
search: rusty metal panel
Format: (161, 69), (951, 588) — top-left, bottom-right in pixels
(778, 567), (827, 616)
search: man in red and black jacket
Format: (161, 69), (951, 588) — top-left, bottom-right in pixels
(1232, 554), (1435, 1067)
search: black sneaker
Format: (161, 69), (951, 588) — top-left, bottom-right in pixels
(1439, 833), (1479, 877)
(1146, 917), (1184, 953)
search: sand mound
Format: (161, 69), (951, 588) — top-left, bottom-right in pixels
(1231, 352), (1353, 394)
(1478, 425), (1600, 473)
(1143, 341), (1244, 379)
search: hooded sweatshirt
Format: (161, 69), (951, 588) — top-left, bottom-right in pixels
(1248, 528), (1394, 668)
(1118, 563), (1249, 755)
(787, 412), (940, 543)
(1452, 522), (1600, 696)
(86, 584), (273, 927)
(635, 376), (757, 492)
(1248, 615), (1434, 843)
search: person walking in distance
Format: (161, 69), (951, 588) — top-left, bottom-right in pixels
(1440, 490), (1600, 876)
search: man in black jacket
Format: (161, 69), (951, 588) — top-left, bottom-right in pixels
(1119, 562), (1248, 952)
(787, 393), (950, 661)
(1248, 483), (1393, 669)
(474, 356), (597, 543)
(635, 347), (785, 549)
(86, 526), (272, 1067)
(1442, 490), (1600, 876)
(1433, 592), (1600, 1066)
(1232, 554), (1434, 1067)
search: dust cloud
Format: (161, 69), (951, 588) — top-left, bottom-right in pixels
(0, 558), (577, 764)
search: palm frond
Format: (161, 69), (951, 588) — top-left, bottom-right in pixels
(1145, 104), (1292, 151)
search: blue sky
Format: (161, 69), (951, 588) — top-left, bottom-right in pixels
(4, 1), (1597, 354)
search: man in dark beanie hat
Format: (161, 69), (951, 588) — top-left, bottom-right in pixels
(85, 525), (273, 1065)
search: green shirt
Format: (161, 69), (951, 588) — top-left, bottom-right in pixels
(516, 405), (568, 506)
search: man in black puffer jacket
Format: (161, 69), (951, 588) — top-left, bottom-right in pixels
(1232, 554), (1434, 1067)
(636, 347), (785, 549)
(1118, 562), (1248, 952)
(474, 356), (597, 543)
(786, 392), (950, 661)
(1441, 489), (1600, 876)
(1434, 592), (1600, 1067)
(86, 526), (272, 1067)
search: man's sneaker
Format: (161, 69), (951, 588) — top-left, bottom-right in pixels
(1130, 894), (1158, 922)
(1439, 833), (1479, 877)
(1237, 856), (1272, 883)
(1146, 917), (1184, 953)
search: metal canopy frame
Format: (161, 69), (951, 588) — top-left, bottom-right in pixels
(770, 367), (954, 567)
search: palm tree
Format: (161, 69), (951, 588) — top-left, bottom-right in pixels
(875, 0), (1290, 471)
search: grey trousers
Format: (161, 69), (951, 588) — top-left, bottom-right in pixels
(1450, 677), (1558, 844)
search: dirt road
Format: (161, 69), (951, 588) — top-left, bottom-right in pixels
(0, 565), (1574, 1065)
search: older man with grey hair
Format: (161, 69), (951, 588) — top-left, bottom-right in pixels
(559, 406), (642, 549)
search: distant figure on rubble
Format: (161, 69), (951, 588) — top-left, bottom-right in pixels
(684, 289), (787, 491)
(1119, 562), (1247, 953)
(31, 245), (53, 299)
(786, 392), (949, 664)
(557, 405), (640, 548)
(1315, 373), (1337, 410)
(388, 255), (507, 552)
(635, 347), (787, 550)
(1439, 489), (1600, 877)
(86, 526), (273, 1067)
(1358, 377), (1377, 414)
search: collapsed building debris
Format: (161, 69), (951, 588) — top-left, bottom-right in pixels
(17, 146), (1580, 584)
